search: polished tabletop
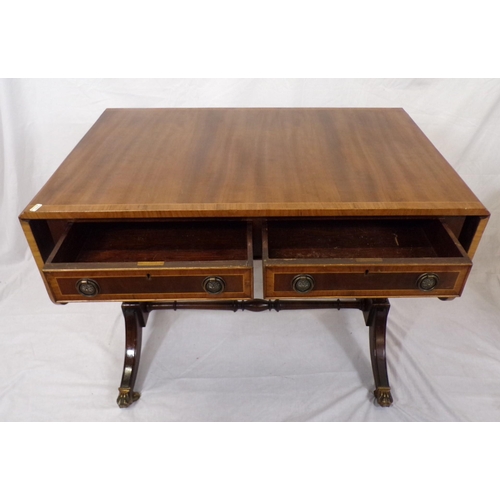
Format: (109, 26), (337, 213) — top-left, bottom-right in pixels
(21, 108), (488, 219)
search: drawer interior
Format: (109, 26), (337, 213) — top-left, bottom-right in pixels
(265, 219), (466, 260)
(48, 220), (251, 264)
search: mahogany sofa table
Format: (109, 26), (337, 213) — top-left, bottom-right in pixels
(19, 108), (489, 408)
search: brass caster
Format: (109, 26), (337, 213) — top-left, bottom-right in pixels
(374, 387), (393, 407)
(117, 388), (141, 408)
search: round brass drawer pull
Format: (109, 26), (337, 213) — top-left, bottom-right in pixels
(292, 274), (315, 293)
(76, 278), (100, 297)
(203, 276), (225, 295)
(416, 273), (439, 291)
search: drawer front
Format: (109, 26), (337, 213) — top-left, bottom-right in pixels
(264, 264), (471, 298)
(45, 268), (253, 302)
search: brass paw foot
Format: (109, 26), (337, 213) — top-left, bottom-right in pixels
(117, 388), (141, 408)
(374, 387), (393, 407)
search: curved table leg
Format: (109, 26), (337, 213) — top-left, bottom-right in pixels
(363, 299), (393, 407)
(117, 303), (149, 408)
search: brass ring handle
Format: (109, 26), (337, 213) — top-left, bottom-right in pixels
(76, 279), (100, 297)
(203, 276), (226, 295)
(416, 273), (439, 291)
(292, 274), (315, 293)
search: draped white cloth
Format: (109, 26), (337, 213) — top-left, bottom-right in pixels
(1, 78), (499, 421)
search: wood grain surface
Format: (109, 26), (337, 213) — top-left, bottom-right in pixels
(20, 108), (489, 219)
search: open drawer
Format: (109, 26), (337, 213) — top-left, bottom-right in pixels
(262, 219), (472, 298)
(43, 220), (253, 302)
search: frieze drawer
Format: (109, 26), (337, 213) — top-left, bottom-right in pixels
(43, 220), (253, 302)
(262, 219), (472, 299)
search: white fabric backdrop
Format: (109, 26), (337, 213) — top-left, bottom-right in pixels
(1, 78), (499, 421)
